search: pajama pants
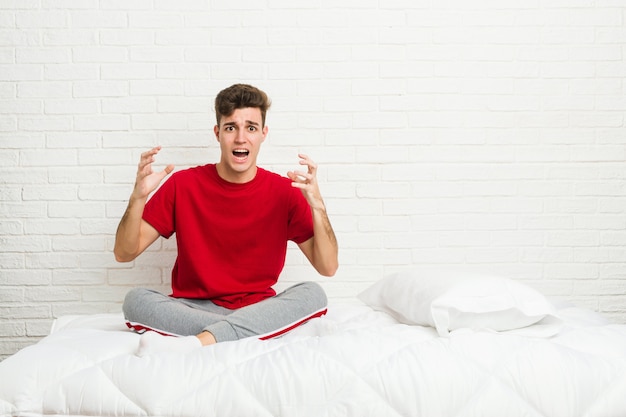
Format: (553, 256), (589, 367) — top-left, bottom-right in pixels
(122, 281), (328, 343)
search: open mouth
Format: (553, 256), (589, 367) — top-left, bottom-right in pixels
(233, 149), (250, 159)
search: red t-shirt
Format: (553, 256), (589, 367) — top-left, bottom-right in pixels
(142, 164), (314, 309)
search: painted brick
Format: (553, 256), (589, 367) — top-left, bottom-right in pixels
(15, 11), (68, 28)
(44, 64), (98, 80)
(101, 63), (155, 80)
(69, 11), (127, 28)
(23, 219), (80, 235)
(24, 287), (81, 302)
(0, 199), (38, 218)
(43, 29), (97, 46)
(0, 270), (52, 286)
(73, 46), (128, 63)
(0, 64), (41, 81)
(26, 320), (53, 337)
(73, 80), (128, 97)
(52, 269), (106, 286)
(16, 47), (69, 64)
(74, 115), (131, 132)
(44, 99), (99, 115)
(100, 29), (153, 46)
(0, 322), (25, 338)
(0, 305), (51, 319)
(101, 0), (152, 10)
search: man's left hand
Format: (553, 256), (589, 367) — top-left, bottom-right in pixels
(287, 154), (326, 211)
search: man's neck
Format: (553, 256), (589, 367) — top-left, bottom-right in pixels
(215, 163), (258, 184)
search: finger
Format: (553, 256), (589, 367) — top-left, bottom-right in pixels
(138, 154), (154, 172)
(290, 181), (306, 191)
(163, 164), (175, 175)
(298, 157), (317, 174)
(298, 154), (312, 166)
(139, 146), (164, 169)
(288, 170), (312, 182)
(141, 146), (161, 159)
(138, 155), (155, 172)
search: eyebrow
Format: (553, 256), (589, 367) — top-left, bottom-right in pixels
(223, 120), (260, 127)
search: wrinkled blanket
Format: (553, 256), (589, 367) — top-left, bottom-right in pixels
(1, 304), (626, 417)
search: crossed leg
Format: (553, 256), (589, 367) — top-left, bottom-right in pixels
(122, 281), (328, 356)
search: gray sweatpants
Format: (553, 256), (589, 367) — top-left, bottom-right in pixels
(122, 281), (327, 343)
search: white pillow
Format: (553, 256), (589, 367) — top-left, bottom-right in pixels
(357, 270), (561, 337)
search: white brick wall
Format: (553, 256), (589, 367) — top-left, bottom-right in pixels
(1, 1), (625, 359)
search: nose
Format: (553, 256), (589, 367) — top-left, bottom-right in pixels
(235, 128), (246, 143)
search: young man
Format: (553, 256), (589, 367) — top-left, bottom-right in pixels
(114, 84), (338, 356)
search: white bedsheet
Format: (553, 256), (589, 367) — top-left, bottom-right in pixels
(1, 303), (626, 417)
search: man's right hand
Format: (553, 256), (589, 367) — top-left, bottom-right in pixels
(132, 146), (175, 201)
(114, 146), (172, 262)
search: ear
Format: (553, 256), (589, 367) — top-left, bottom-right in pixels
(261, 125), (268, 142)
(213, 124), (220, 141)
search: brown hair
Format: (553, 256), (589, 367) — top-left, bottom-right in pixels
(214, 84), (272, 127)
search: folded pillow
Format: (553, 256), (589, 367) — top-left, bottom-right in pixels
(357, 270), (561, 337)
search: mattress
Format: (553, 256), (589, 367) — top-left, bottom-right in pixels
(1, 301), (626, 417)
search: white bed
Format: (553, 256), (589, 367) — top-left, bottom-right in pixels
(1, 271), (626, 417)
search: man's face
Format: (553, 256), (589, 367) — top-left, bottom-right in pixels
(214, 107), (268, 184)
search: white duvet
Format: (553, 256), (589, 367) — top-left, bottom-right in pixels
(1, 303), (626, 417)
